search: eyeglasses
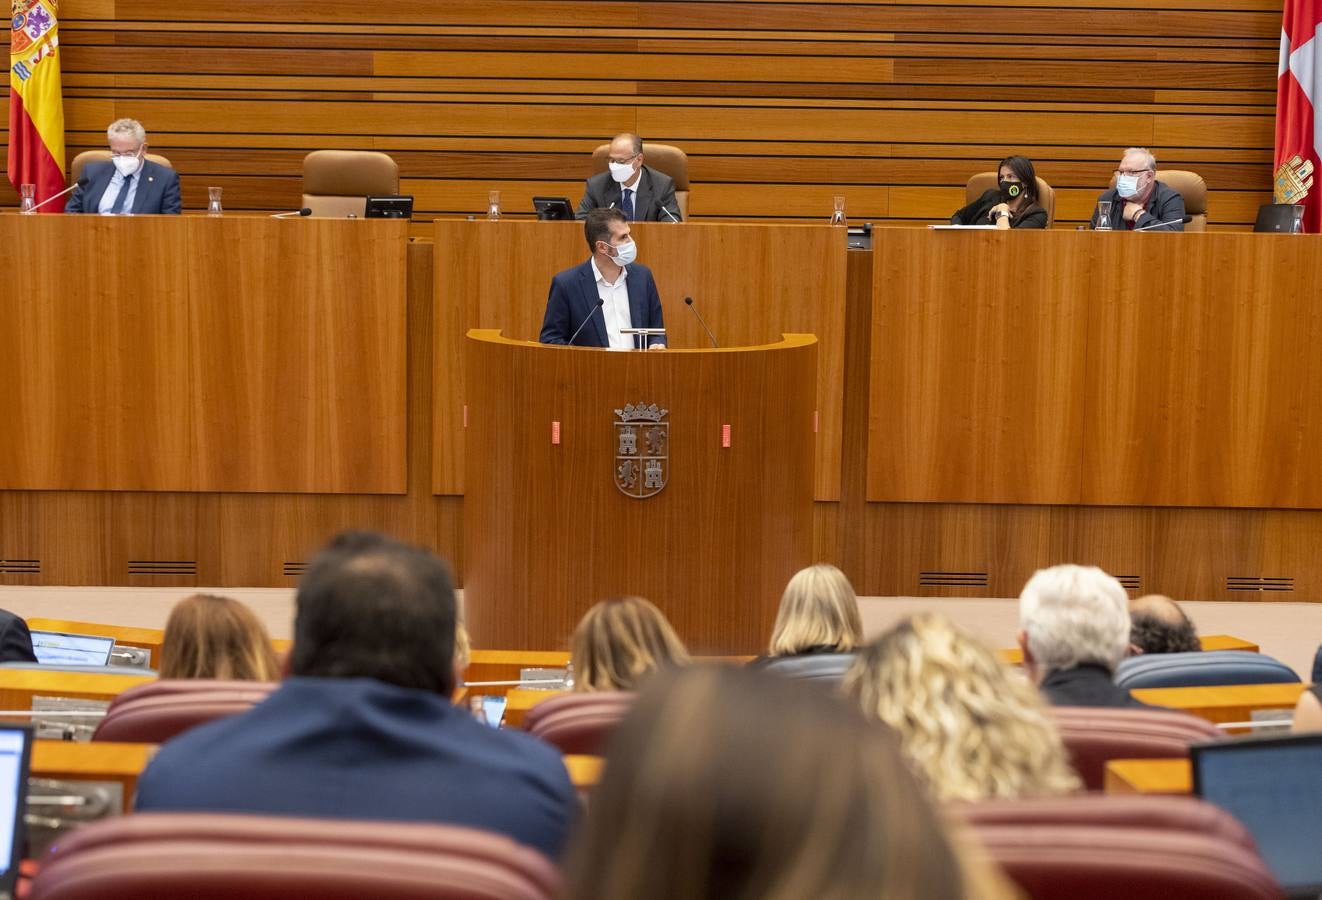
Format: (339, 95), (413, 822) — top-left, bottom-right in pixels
(110, 147), (143, 159)
(1114, 168), (1152, 177)
(608, 152), (640, 165)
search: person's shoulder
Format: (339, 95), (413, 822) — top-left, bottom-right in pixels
(643, 165), (674, 186)
(975, 187), (1000, 203)
(626, 261), (655, 279)
(552, 259), (592, 286)
(453, 710), (571, 777)
(143, 160), (179, 180)
(584, 168), (611, 188)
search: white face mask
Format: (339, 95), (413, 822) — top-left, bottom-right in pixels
(112, 154), (142, 178)
(608, 238), (637, 267)
(608, 160), (636, 184)
(1116, 173), (1142, 199)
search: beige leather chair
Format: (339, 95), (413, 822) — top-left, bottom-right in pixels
(70, 150), (173, 185)
(301, 150), (399, 218)
(1106, 169), (1208, 231)
(965, 172), (1056, 226)
(591, 143), (690, 220)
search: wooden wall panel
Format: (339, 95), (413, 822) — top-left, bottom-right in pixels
(0, 0), (1282, 228)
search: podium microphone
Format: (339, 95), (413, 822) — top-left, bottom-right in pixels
(684, 297), (718, 348)
(271, 207), (313, 218)
(1134, 215), (1193, 232)
(567, 299), (605, 346)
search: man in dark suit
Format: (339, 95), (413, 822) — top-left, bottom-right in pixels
(134, 531), (577, 859)
(540, 207), (666, 349)
(65, 118), (182, 215)
(576, 133), (682, 222)
(1018, 564), (1160, 709)
(0, 611), (36, 664)
(1089, 146), (1185, 232)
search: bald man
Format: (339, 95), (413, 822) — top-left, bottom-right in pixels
(1129, 594), (1200, 655)
(576, 132), (682, 222)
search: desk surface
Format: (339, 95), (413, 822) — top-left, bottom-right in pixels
(0, 669), (154, 710)
(1130, 682), (1307, 724)
(1105, 758), (1192, 795)
(32, 740), (156, 812)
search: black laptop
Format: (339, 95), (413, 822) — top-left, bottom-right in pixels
(1192, 733), (1322, 898)
(1254, 203), (1303, 233)
(0, 726), (33, 900)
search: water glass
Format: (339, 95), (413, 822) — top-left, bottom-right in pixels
(19, 184), (36, 214)
(829, 195), (847, 227)
(487, 190), (501, 221)
(1094, 200), (1113, 230)
(1292, 204), (1306, 234)
(207, 186), (223, 216)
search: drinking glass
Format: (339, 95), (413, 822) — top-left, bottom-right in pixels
(207, 186), (223, 216)
(829, 195), (847, 227)
(19, 184), (36, 214)
(487, 190), (501, 221)
(1292, 204), (1306, 234)
(1094, 200), (1113, 231)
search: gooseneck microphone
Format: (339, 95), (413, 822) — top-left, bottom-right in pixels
(1134, 214), (1193, 232)
(26, 177), (86, 213)
(567, 299), (605, 346)
(271, 207), (313, 218)
(684, 297), (719, 348)
(661, 205), (681, 223)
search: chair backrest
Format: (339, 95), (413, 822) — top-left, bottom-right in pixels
(591, 143), (690, 220)
(971, 822), (1281, 900)
(965, 171), (1056, 226)
(92, 679), (276, 743)
(756, 652), (856, 685)
(1051, 705), (1223, 790)
(70, 150), (173, 185)
(954, 793), (1257, 851)
(1115, 651), (1300, 690)
(1106, 168), (1208, 230)
(522, 691), (634, 755)
(29, 812), (560, 900)
(301, 150), (400, 218)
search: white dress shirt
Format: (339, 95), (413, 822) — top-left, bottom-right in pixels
(591, 258), (634, 350)
(97, 166), (140, 215)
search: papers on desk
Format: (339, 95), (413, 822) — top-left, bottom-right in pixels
(928, 224), (998, 229)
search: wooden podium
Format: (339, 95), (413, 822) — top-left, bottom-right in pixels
(463, 330), (817, 654)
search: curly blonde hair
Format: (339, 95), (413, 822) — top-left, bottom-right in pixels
(843, 613), (1080, 802)
(570, 597), (690, 692)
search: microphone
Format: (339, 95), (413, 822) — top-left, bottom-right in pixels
(567, 299), (605, 346)
(271, 207), (313, 218)
(684, 297), (718, 348)
(661, 205), (681, 223)
(26, 178), (84, 213)
(1134, 215), (1193, 232)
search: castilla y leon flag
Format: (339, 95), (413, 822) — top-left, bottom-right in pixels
(8, 0), (65, 211)
(1276, 0), (1322, 232)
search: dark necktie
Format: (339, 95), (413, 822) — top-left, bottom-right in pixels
(621, 188), (634, 221)
(110, 174), (134, 215)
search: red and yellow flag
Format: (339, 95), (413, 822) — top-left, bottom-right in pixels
(8, 0), (65, 210)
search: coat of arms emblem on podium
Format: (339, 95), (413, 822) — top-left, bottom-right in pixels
(614, 403), (668, 498)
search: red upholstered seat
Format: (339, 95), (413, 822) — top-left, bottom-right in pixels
(522, 692), (633, 755)
(92, 679), (276, 744)
(1051, 706), (1222, 790)
(29, 813), (559, 900)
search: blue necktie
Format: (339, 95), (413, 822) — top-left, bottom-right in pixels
(110, 174), (134, 215)
(621, 188), (634, 221)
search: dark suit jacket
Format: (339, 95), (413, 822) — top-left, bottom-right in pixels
(134, 677), (577, 859)
(0, 611), (36, 664)
(576, 166), (681, 222)
(1089, 180), (1185, 231)
(64, 160), (182, 215)
(1040, 663), (1160, 709)
(951, 188), (1047, 228)
(539, 259), (665, 348)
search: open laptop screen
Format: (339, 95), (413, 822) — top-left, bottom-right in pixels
(0, 726), (33, 899)
(29, 631), (115, 667)
(1192, 733), (1322, 896)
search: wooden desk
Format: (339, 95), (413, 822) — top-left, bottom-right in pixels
(997, 635), (1260, 666)
(24, 620), (292, 668)
(0, 670), (154, 710)
(1129, 682), (1307, 725)
(503, 688), (565, 729)
(32, 741), (156, 812)
(1105, 758), (1193, 795)
(563, 754), (602, 791)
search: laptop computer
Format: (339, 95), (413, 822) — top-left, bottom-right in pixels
(0, 726), (33, 900)
(29, 631), (115, 667)
(1192, 733), (1322, 898)
(1254, 203), (1303, 233)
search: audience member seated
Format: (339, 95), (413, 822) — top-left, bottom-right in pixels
(569, 596), (689, 692)
(843, 614), (1080, 802)
(0, 609), (36, 664)
(562, 665), (1015, 899)
(158, 594), (280, 681)
(750, 563), (863, 682)
(134, 531), (577, 860)
(1292, 683), (1322, 733)
(1129, 594), (1201, 655)
(1019, 564), (1158, 709)
(950, 155), (1048, 229)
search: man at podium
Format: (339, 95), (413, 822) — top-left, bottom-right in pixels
(539, 208), (666, 349)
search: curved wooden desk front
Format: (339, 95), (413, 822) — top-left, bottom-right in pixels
(463, 330), (817, 654)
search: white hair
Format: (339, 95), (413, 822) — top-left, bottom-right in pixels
(1019, 565), (1130, 674)
(1122, 147), (1156, 171)
(107, 118), (147, 145)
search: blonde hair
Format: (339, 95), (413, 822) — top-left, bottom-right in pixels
(453, 622), (471, 673)
(843, 614), (1081, 802)
(159, 594), (280, 682)
(768, 564), (863, 656)
(570, 597), (689, 692)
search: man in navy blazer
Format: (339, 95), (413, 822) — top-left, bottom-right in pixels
(135, 531), (577, 860)
(540, 207), (666, 349)
(65, 118), (181, 215)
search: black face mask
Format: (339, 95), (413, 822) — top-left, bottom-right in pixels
(999, 180), (1023, 202)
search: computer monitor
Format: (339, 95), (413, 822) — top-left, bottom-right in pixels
(1254, 203), (1303, 233)
(364, 195), (414, 219)
(30, 630), (115, 667)
(0, 726), (33, 900)
(533, 197), (575, 221)
(1192, 733), (1322, 897)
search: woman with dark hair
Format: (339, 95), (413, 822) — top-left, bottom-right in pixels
(950, 156), (1048, 229)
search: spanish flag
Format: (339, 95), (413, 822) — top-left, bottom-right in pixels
(8, 0), (65, 211)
